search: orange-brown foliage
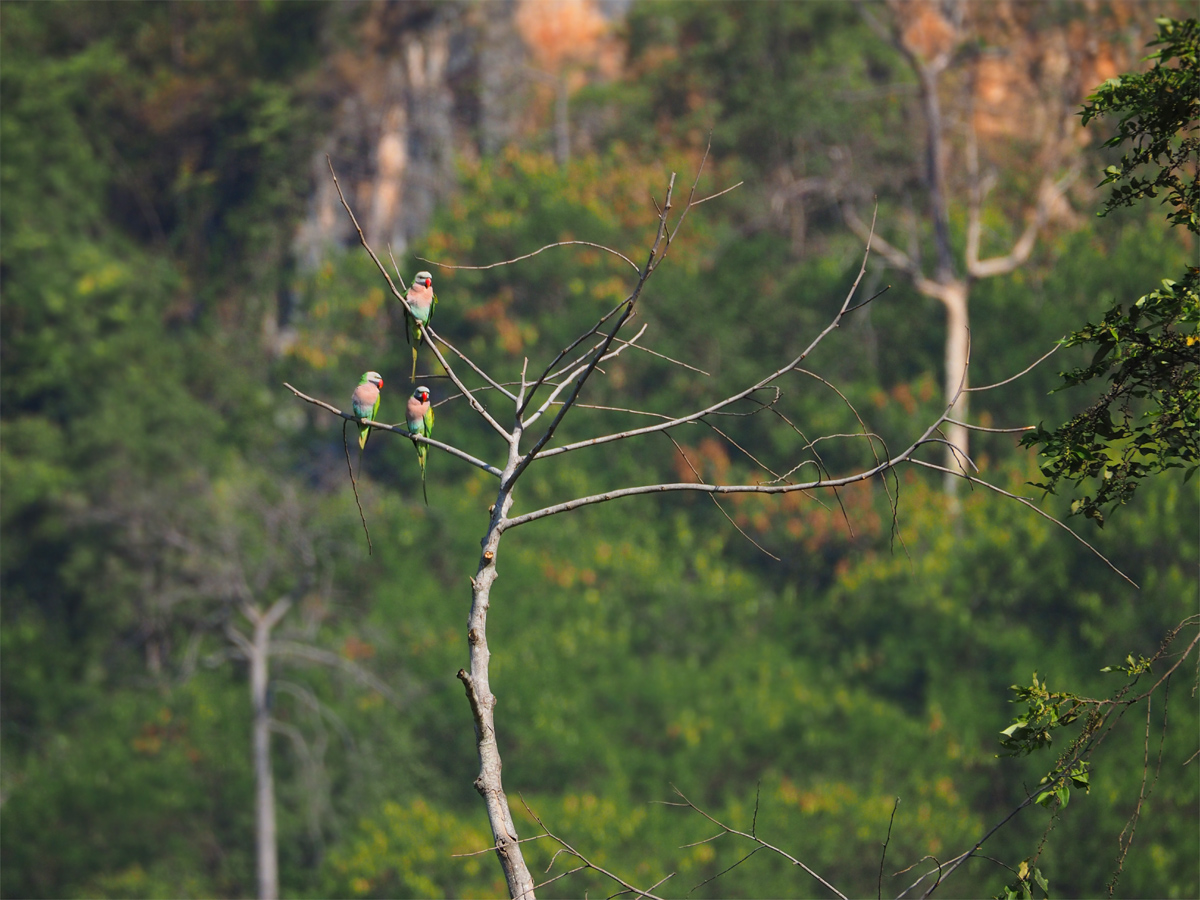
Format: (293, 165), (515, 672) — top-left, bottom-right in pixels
(516, 0), (620, 75)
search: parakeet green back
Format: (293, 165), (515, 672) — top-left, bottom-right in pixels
(351, 371), (383, 449)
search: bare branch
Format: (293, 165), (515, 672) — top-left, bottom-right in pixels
(268, 640), (399, 704)
(612, 333), (710, 375)
(909, 460), (1137, 588)
(528, 219), (880, 464)
(966, 343), (1061, 392)
(688, 847), (764, 895)
(878, 798), (900, 900)
(517, 296), (636, 420)
(967, 165), (1082, 280)
(412, 325), (514, 440)
(430, 330), (518, 402)
(386, 243), (409, 292)
(518, 796), (669, 900)
(668, 786), (847, 899)
(665, 432), (780, 561)
(507, 169), (676, 485)
(326, 157), (405, 304)
(691, 180), (744, 207)
(325, 159), (512, 440)
(944, 417), (1034, 434)
(342, 421), (372, 555)
(284, 383), (502, 478)
(525, 324), (649, 429)
(501, 464), (891, 531)
(420, 239), (639, 274)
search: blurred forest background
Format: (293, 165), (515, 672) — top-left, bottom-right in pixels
(1, 1), (1196, 897)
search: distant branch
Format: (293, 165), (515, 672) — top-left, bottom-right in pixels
(420, 240), (639, 274)
(662, 786), (847, 900)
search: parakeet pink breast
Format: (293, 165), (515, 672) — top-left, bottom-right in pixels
(352, 382), (380, 417)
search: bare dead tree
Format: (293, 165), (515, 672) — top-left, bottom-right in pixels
(108, 472), (399, 900)
(839, 1), (1088, 495)
(210, 486), (397, 900)
(287, 149), (1137, 897)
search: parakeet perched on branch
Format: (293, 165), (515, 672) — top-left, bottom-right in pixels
(406, 385), (434, 504)
(351, 371), (383, 450)
(404, 271), (437, 381)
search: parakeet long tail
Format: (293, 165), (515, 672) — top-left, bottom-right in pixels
(419, 446), (428, 505)
(411, 344), (418, 382)
(358, 423), (370, 450)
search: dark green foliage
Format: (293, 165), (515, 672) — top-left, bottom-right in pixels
(1023, 17), (1200, 524)
(1023, 272), (1199, 522)
(1084, 17), (1199, 231)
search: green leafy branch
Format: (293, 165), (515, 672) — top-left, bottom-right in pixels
(995, 858), (1051, 900)
(1023, 16), (1200, 525)
(995, 617), (1199, 894)
(1021, 272), (1199, 524)
(1081, 17), (1199, 231)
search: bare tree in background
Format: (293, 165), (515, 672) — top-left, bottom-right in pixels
(95, 473), (395, 900)
(285, 147), (1138, 898)
(831, 1), (1135, 495)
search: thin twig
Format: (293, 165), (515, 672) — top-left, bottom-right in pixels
(420, 239), (639, 273)
(612, 334), (711, 375)
(342, 420), (372, 555)
(966, 343), (1061, 392)
(688, 847), (763, 896)
(518, 796), (668, 900)
(690, 180), (744, 207)
(326, 157), (405, 304)
(518, 296), (635, 419)
(844, 283), (893, 315)
(878, 798), (900, 900)
(527, 209), (880, 463)
(666, 432), (781, 561)
(386, 244), (409, 292)
(944, 417), (1035, 434)
(666, 785), (847, 899)
(430, 330), (518, 402)
(908, 459), (1137, 587)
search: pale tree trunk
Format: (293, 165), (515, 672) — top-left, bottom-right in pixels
(554, 74), (569, 167)
(458, 450), (536, 898)
(233, 598), (292, 900)
(940, 279), (970, 493)
(844, 2), (1081, 499)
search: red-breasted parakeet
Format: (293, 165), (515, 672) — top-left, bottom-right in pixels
(406, 384), (434, 504)
(351, 371), (383, 450)
(404, 271), (437, 381)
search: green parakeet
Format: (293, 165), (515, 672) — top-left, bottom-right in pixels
(404, 271), (437, 381)
(351, 371), (383, 449)
(406, 385), (434, 504)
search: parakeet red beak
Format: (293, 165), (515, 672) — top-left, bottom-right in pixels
(425, 278), (431, 287)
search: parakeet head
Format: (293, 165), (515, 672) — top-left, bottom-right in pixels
(360, 371), (384, 388)
(412, 385), (431, 404)
(412, 271), (433, 289)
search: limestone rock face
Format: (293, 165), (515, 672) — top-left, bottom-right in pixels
(294, 0), (625, 269)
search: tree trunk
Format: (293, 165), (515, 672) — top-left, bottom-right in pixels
(555, 74), (570, 167)
(458, 476), (536, 899)
(940, 279), (970, 495)
(246, 598), (291, 900)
